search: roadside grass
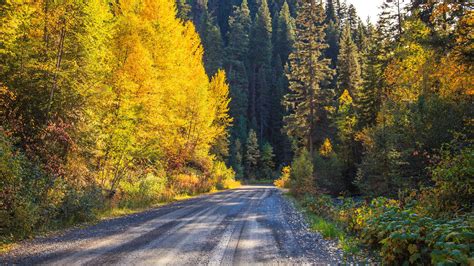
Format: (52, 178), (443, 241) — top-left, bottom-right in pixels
(282, 192), (363, 259)
(307, 213), (343, 239)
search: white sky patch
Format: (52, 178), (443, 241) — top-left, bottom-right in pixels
(345, 0), (410, 24)
(346, 0), (384, 23)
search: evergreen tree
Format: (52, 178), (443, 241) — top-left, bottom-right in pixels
(336, 0), (348, 26)
(346, 4), (359, 36)
(325, 20), (340, 69)
(270, 1), (294, 164)
(358, 22), (381, 128)
(249, 0), (273, 138)
(176, 0), (192, 20)
(200, 11), (224, 76)
(378, 0), (405, 42)
(336, 24), (362, 98)
(276, 1), (295, 63)
(260, 142), (276, 178)
(245, 129), (260, 179)
(324, 0), (341, 82)
(231, 139), (244, 179)
(225, 0), (251, 143)
(192, 0), (208, 28)
(325, 0), (338, 25)
(283, 0), (333, 154)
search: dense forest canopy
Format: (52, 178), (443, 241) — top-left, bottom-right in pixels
(183, 0), (472, 196)
(0, 0), (473, 262)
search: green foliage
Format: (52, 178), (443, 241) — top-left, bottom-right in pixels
(0, 132), (104, 241)
(260, 142), (275, 178)
(313, 153), (345, 194)
(361, 204), (474, 265)
(244, 129), (260, 179)
(300, 194), (337, 219)
(429, 142), (474, 214)
(200, 11), (224, 76)
(58, 186), (104, 226)
(118, 174), (167, 209)
(283, 0), (333, 153)
(308, 213), (344, 239)
(289, 149), (315, 197)
(298, 191), (474, 265)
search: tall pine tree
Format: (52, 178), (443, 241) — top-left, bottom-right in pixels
(249, 0), (273, 137)
(336, 24), (362, 98)
(225, 0), (251, 164)
(283, 0), (333, 154)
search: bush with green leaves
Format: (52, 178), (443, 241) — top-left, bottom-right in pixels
(428, 142), (474, 215)
(1, 133), (105, 241)
(290, 149), (315, 197)
(1, 134), (42, 240)
(313, 153), (345, 194)
(361, 204), (474, 265)
(58, 185), (104, 225)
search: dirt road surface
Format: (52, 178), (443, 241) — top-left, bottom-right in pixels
(1, 186), (344, 265)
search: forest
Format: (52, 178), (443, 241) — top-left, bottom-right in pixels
(0, 0), (473, 264)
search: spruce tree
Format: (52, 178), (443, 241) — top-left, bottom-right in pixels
(358, 22), (381, 128)
(245, 129), (260, 179)
(378, 0), (405, 43)
(260, 142), (276, 178)
(231, 139), (244, 179)
(336, 24), (362, 98)
(249, 0), (273, 138)
(325, 0), (341, 81)
(225, 0), (251, 144)
(176, 0), (192, 20)
(325, 20), (340, 69)
(192, 0), (208, 28)
(283, 0), (333, 154)
(276, 1), (295, 63)
(271, 1), (294, 164)
(200, 11), (224, 76)
(325, 0), (338, 25)
(346, 4), (359, 36)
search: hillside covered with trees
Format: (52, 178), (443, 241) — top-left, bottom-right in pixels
(1, 0), (473, 264)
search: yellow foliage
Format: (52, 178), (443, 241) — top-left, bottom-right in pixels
(274, 166), (291, 188)
(434, 52), (474, 100)
(338, 89), (353, 105)
(319, 138), (333, 157)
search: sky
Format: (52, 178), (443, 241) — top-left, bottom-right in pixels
(346, 0), (384, 23)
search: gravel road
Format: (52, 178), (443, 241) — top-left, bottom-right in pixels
(1, 185), (344, 265)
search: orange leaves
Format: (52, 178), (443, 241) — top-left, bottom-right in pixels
(434, 53), (473, 100)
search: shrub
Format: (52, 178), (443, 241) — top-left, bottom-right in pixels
(210, 161), (239, 190)
(290, 149), (316, 197)
(297, 191), (474, 265)
(361, 205), (474, 265)
(118, 174), (167, 208)
(58, 185), (104, 225)
(274, 166), (291, 188)
(171, 173), (201, 195)
(428, 143), (474, 215)
(301, 194), (336, 218)
(0, 134), (41, 240)
(313, 153), (345, 194)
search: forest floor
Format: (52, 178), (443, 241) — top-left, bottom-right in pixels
(0, 185), (353, 265)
